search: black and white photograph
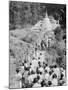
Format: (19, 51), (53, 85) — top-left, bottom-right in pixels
(9, 1), (66, 88)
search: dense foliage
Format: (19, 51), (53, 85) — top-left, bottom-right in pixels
(9, 1), (66, 30)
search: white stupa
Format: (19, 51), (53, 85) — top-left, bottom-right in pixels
(31, 12), (53, 32)
(42, 12), (52, 31)
(38, 12), (53, 43)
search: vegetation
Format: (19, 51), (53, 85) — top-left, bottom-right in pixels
(9, 1), (66, 30)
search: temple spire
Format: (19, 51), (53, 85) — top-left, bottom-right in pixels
(42, 11), (52, 31)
